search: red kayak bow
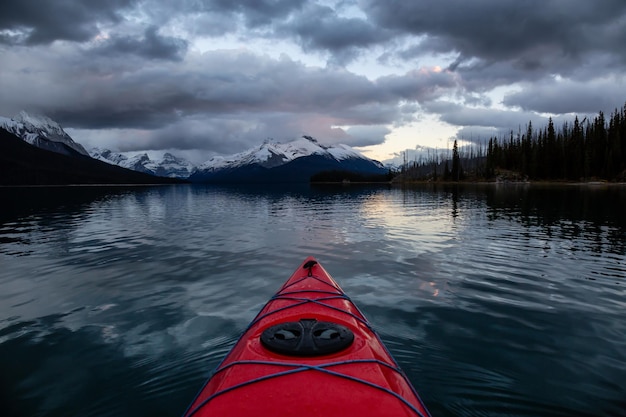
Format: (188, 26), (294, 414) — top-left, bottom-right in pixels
(183, 257), (431, 417)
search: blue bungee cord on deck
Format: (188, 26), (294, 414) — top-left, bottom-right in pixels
(182, 266), (431, 417)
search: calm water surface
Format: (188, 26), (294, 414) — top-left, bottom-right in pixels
(1, 184), (625, 417)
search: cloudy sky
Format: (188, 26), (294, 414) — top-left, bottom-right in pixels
(1, 0), (625, 163)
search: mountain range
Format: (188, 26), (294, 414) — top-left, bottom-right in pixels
(0, 128), (182, 186)
(0, 112), (182, 185)
(89, 148), (197, 179)
(1, 111), (389, 184)
(190, 136), (388, 183)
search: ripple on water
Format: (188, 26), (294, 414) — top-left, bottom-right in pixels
(1, 184), (625, 417)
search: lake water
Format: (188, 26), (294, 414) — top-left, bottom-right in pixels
(1, 183), (625, 417)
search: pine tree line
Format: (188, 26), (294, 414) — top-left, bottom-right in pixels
(486, 104), (626, 181)
(399, 103), (626, 182)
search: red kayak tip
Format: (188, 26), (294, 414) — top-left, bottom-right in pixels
(183, 257), (432, 417)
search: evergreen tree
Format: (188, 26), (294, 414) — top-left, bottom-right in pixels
(485, 138), (495, 178)
(451, 139), (462, 181)
(410, 103), (626, 183)
(546, 118), (556, 178)
(522, 121), (533, 177)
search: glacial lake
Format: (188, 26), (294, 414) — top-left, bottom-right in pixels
(1, 183), (625, 417)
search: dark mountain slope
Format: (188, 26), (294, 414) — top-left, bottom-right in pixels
(189, 154), (388, 183)
(0, 128), (183, 185)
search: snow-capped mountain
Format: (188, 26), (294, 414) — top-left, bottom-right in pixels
(0, 111), (382, 183)
(0, 125), (182, 186)
(89, 147), (128, 165)
(191, 136), (387, 183)
(90, 147), (151, 174)
(90, 147), (196, 178)
(199, 136), (382, 171)
(0, 111), (89, 157)
(154, 152), (197, 178)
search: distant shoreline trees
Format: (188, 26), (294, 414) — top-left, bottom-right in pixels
(399, 103), (626, 182)
(310, 169), (394, 183)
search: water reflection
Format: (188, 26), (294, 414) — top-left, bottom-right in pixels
(0, 184), (625, 417)
(398, 183), (626, 256)
(484, 184), (626, 255)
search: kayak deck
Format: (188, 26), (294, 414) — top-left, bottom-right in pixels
(183, 257), (431, 417)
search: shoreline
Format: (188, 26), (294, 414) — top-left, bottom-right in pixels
(391, 179), (626, 187)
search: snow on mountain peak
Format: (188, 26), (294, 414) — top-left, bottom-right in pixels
(199, 136), (371, 171)
(89, 147), (196, 178)
(16, 111), (62, 133)
(1, 111), (89, 156)
(90, 147), (129, 164)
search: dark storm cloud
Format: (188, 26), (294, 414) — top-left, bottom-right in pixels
(185, 0), (306, 29)
(424, 101), (544, 131)
(4, 47), (429, 151)
(2, 0), (626, 158)
(19, 44), (450, 153)
(92, 26), (188, 61)
(129, 116), (256, 154)
(175, 1), (393, 64)
(213, 0), (305, 25)
(362, 0), (626, 66)
(36, 51), (397, 131)
(355, 0), (626, 119)
(143, 113), (388, 153)
(376, 69), (457, 102)
(503, 78), (626, 114)
(0, 0), (136, 45)
(279, 3), (394, 64)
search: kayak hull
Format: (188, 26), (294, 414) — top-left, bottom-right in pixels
(183, 257), (431, 417)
